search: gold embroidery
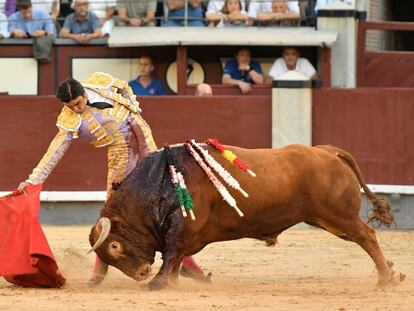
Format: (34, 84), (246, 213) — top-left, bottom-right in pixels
(27, 130), (70, 183)
(130, 113), (158, 152)
(82, 72), (114, 89)
(82, 72), (141, 114)
(56, 106), (82, 132)
(113, 103), (130, 122)
(84, 87), (141, 114)
(106, 136), (129, 193)
(82, 111), (114, 148)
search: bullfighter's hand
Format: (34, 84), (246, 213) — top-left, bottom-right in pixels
(17, 181), (30, 195)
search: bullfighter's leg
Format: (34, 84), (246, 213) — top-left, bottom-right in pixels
(180, 256), (211, 282)
(88, 256), (109, 287)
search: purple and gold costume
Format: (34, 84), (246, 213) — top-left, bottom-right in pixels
(26, 72), (157, 194)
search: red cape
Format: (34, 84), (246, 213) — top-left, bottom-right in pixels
(0, 184), (66, 288)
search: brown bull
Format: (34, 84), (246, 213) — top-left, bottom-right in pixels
(89, 143), (397, 290)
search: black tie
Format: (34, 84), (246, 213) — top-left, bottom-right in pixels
(87, 101), (112, 109)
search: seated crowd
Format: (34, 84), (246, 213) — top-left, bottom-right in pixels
(0, 0), (341, 41)
(128, 47), (316, 97)
(0, 0), (318, 96)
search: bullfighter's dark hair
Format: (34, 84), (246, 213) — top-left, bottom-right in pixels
(56, 78), (85, 103)
(16, 0), (32, 10)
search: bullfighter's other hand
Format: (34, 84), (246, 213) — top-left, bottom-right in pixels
(17, 181), (30, 195)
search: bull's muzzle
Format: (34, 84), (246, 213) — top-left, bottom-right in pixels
(134, 264), (152, 281)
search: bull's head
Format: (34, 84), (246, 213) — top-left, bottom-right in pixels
(88, 217), (156, 281)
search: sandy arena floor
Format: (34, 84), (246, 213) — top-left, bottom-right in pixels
(0, 226), (413, 311)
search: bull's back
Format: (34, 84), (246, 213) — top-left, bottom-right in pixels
(190, 144), (361, 246)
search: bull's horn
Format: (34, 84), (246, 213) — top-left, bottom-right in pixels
(87, 217), (111, 254)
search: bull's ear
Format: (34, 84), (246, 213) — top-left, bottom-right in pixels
(109, 216), (124, 231)
(110, 216), (122, 224)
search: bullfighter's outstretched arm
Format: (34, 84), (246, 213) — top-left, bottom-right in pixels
(26, 129), (73, 185)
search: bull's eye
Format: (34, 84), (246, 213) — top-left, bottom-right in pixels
(108, 241), (124, 257)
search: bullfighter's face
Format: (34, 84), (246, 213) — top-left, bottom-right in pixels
(64, 91), (88, 114)
(89, 218), (156, 282)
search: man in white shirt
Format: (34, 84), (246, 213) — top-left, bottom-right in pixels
(31, 0), (59, 20)
(248, 0), (299, 20)
(268, 47), (316, 80)
(88, 0), (115, 35)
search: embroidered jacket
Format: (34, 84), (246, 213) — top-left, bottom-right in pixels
(26, 72), (156, 185)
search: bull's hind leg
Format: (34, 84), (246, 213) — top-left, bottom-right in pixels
(347, 220), (393, 285)
(307, 218), (393, 285)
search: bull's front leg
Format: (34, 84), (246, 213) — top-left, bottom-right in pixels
(148, 249), (184, 291)
(148, 212), (187, 290)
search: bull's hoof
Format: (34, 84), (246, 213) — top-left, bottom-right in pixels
(87, 274), (105, 287)
(180, 267), (212, 283)
(377, 271), (406, 287)
(148, 277), (168, 291)
(377, 275), (397, 287)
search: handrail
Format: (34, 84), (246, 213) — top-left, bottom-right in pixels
(361, 21), (414, 31)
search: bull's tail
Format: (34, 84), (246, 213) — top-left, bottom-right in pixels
(335, 149), (395, 228)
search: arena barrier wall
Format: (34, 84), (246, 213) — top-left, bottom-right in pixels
(1, 89), (413, 228)
(0, 95), (271, 191)
(1, 88), (413, 190)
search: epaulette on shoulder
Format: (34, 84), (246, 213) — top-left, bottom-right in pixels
(112, 78), (128, 89)
(56, 106), (81, 132)
(82, 72), (114, 90)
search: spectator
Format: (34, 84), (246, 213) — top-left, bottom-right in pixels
(248, 0), (299, 24)
(206, 0), (245, 15)
(59, 0), (101, 44)
(268, 46), (316, 80)
(299, 0), (354, 26)
(315, 0), (353, 10)
(0, 12), (10, 38)
(56, 0), (74, 28)
(128, 56), (168, 96)
(164, 0), (204, 27)
(8, 0), (55, 38)
(88, 0), (115, 35)
(222, 47), (264, 94)
(195, 83), (212, 96)
(257, 0), (299, 26)
(206, 0), (248, 27)
(0, 0), (5, 14)
(31, 0), (59, 21)
(4, 0), (16, 17)
(116, 0), (156, 27)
